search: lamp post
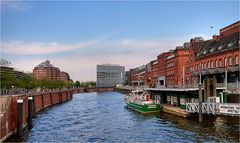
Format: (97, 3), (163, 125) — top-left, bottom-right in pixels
(199, 66), (203, 122)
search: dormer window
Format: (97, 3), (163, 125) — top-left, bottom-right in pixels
(210, 48), (214, 53)
(218, 45), (223, 50)
(227, 42), (233, 48)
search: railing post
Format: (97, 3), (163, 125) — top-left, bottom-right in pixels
(17, 99), (23, 137)
(199, 84), (203, 122)
(28, 96), (33, 129)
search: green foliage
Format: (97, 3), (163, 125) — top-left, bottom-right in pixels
(79, 81), (96, 87)
(0, 71), (16, 89)
(74, 81), (81, 87)
(0, 59), (75, 90)
(0, 71), (74, 90)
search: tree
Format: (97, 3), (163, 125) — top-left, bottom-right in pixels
(0, 58), (11, 67)
(18, 73), (33, 90)
(0, 71), (16, 89)
(75, 81), (81, 87)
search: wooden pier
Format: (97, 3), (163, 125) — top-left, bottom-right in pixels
(161, 104), (193, 118)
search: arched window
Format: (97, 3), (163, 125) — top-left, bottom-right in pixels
(224, 57), (228, 67)
(229, 57), (233, 66)
(219, 59), (222, 67)
(236, 55), (239, 65)
(207, 61), (210, 69)
(200, 63), (203, 70)
(204, 62), (206, 69)
(211, 61), (214, 68)
(215, 59), (218, 68)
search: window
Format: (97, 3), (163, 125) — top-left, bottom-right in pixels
(207, 61), (210, 69)
(211, 61), (214, 68)
(229, 57), (233, 66)
(227, 42), (233, 48)
(204, 63), (206, 69)
(224, 58), (228, 67)
(210, 48), (214, 53)
(236, 56), (239, 65)
(215, 60), (218, 68)
(219, 59), (222, 67)
(218, 45), (223, 50)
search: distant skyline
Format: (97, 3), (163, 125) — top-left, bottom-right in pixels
(1, 1), (239, 81)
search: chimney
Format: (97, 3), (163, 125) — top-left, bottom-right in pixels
(45, 60), (50, 64)
(212, 35), (219, 41)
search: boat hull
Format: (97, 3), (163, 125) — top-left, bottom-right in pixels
(126, 101), (161, 114)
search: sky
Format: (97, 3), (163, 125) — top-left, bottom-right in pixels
(1, 0), (239, 81)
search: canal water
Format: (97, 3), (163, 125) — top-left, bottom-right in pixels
(8, 92), (240, 142)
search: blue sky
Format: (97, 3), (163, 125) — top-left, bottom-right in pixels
(1, 1), (239, 81)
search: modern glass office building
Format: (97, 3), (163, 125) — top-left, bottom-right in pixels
(96, 64), (125, 87)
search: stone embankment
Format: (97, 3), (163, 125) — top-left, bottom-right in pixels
(0, 87), (114, 142)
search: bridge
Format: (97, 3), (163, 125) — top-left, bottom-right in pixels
(186, 103), (240, 116)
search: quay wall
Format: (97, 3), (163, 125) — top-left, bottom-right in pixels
(0, 90), (72, 142)
(0, 87), (113, 141)
(72, 87), (114, 93)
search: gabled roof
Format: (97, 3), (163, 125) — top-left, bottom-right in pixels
(35, 61), (56, 68)
(195, 32), (239, 59)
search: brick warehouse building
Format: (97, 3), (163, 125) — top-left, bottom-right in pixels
(130, 65), (146, 86)
(186, 21), (239, 89)
(144, 60), (158, 87)
(165, 46), (190, 87)
(33, 60), (72, 81)
(127, 21), (239, 90)
(60, 71), (71, 81)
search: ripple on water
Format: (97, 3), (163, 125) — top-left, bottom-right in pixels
(13, 92), (239, 142)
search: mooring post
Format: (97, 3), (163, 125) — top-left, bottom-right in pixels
(50, 93), (53, 105)
(27, 96), (33, 129)
(199, 84), (203, 122)
(41, 94), (44, 109)
(17, 99), (24, 137)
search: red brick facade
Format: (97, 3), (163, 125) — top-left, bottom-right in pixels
(33, 60), (71, 81)
(60, 71), (70, 81)
(128, 21), (240, 88)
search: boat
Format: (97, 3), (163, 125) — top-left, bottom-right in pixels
(124, 88), (161, 114)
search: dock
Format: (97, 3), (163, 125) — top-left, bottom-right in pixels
(161, 104), (193, 118)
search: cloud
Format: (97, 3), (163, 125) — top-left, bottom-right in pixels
(1, 35), (109, 55)
(4, 33), (207, 81)
(8, 38), (186, 81)
(1, 1), (33, 12)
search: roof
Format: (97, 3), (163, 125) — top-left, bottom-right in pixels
(144, 87), (198, 91)
(144, 87), (226, 92)
(195, 32), (239, 59)
(35, 61), (56, 68)
(191, 65), (239, 76)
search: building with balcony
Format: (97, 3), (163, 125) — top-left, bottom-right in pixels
(33, 60), (60, 80)
(60, 71), (70, 81)
(33, 60), (72, 82)
(96, 64), (125, 87)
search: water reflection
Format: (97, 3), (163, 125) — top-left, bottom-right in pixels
(6, 92), (240, 142)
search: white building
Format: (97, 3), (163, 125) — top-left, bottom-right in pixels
(96, 64), (125, 87)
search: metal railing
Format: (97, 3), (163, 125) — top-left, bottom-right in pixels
(186, 102), (240, 116)
(0, 87), (73, 96)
